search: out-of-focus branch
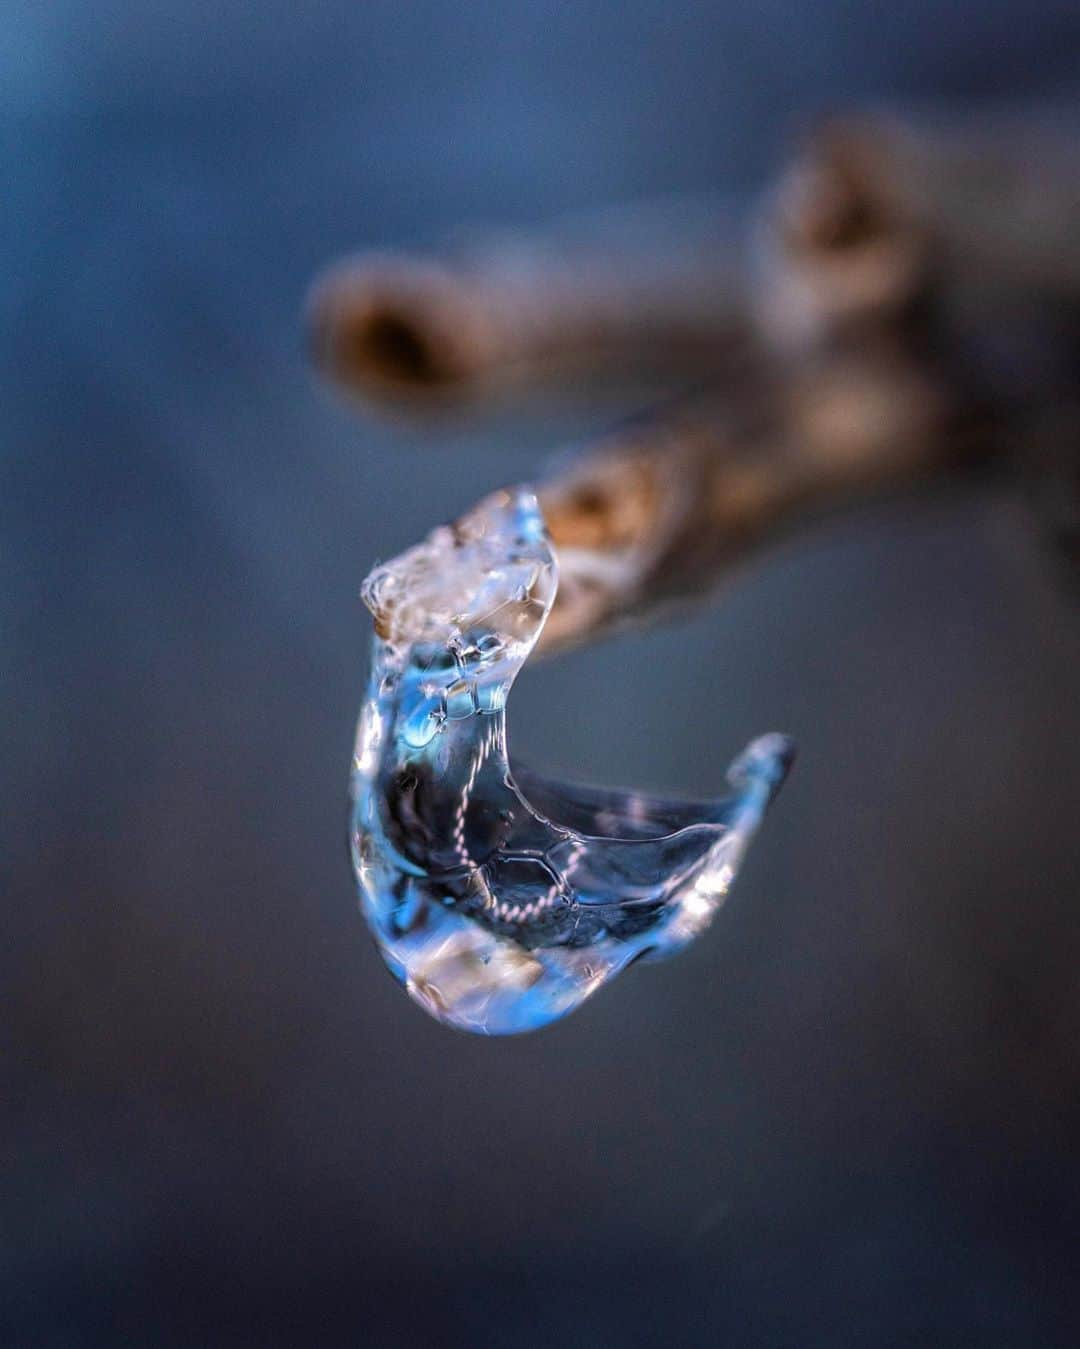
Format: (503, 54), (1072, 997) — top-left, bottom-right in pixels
(537, 346), (964, 650)
(751, 110), (1080, 589)
(755, 112), (1080, 353)
(310, 107), (1080, 643)
(307, 210), (750, 406)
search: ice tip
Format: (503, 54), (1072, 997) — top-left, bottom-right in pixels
(727, 732), (797, 796)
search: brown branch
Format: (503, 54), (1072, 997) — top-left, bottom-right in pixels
(310, 108), (1080, 636)
(537, 344), (965, 651)
(754, 111), (1080, 355)
(307, 208), (750, 407)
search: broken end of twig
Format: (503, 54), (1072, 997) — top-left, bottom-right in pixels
(755, 114), (931, 349)
(307, 256), (495, 404)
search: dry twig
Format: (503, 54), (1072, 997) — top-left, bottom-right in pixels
(311, 108), (1080, 642)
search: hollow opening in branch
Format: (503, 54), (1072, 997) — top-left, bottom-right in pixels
(347, 308), (450, 388)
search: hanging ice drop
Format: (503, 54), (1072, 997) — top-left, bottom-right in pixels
(350, 487), (793, 1034)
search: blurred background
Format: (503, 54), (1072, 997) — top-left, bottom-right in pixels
(5, 3), (1080, 1344)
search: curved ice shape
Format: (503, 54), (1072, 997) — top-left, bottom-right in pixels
(350, 488), (793, 1034)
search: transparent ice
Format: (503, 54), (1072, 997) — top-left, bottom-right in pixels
(350, 488), (793, 1034)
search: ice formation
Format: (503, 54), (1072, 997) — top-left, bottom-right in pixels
(350, 488), (792, 1034)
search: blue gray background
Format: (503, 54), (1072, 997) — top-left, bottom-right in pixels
(5, 3), (1080, 1344)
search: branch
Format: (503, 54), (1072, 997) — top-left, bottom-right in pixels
(307, 205), (750, 406)
(538, 345), (965, 651)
